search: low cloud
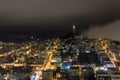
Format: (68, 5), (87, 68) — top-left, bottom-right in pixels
(86, 20), (120, 41)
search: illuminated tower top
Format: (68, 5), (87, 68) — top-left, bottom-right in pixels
(73, 25), (76, 29)
(73, 25), (76, 38)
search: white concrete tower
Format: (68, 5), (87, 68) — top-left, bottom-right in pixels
(73, 25), (76, 37)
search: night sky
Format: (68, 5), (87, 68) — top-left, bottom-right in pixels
(0, 0), (120, 41)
